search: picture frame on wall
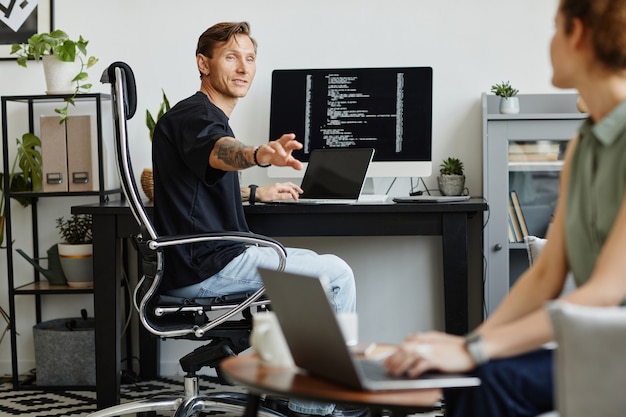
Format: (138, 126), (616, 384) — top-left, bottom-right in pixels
(0, 0), (54, 60)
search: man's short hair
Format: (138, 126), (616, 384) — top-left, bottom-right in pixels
(196, 21), (257, 58)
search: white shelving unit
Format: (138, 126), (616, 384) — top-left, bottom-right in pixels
(482, 93), (587, 315)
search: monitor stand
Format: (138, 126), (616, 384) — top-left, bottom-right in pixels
(359, 178), (389, 203)
(362, 178), (376, 195)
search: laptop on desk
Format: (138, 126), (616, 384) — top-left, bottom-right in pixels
(258, 267), (480, 391)
(273, 148), (375, 205)
(393, 195), (471, 203)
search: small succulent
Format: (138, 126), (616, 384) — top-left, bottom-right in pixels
(56, 214), (93, 244)
(491, 81), (519, 98)
(439, 157), (464, 176)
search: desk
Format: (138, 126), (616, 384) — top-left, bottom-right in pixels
(72, 198), (487, 409)
(221, 354), (443, 417)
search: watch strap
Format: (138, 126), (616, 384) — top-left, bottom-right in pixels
(248, 184), (258, 205)
(465, 332), (489, 366)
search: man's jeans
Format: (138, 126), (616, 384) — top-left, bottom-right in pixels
(167, 246), (358, 415)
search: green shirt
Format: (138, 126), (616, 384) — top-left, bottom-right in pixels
(566, 99), (626, 287)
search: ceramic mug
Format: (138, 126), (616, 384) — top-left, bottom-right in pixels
(250, 312), (295, 367)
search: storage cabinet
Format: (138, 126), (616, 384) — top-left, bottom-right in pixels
(482, 93), (587, 315)
(1, 93), (121, 388)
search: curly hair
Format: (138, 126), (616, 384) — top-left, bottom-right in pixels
(561, 0), (626, 70)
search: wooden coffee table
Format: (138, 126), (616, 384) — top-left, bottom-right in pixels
(220, 354), (443, 417)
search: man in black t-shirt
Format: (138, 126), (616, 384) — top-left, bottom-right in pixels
(152, 22), (363, 417)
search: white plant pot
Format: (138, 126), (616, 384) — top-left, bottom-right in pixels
(57, 243), (93, 288)
(499, 97), (520, 114)
(42, 55), (80, 94)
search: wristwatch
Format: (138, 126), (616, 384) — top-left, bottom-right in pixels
(464, 332), (489, 366)
(248, 184), (258, 205)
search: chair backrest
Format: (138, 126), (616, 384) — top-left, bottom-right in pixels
(102, 62), (170, 336)
(524, 236), (576, 296)
(101, 62), (286, 340)
(103, 62), (157, 241)
(548, 301), (626, 417)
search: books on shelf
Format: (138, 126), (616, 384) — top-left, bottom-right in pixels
(508, 141), (561, 162)
(508, 203), (523, 242)
(508, 191), (529, 242)
(511, 191), (529, 237)
(508, 220), (516, 243)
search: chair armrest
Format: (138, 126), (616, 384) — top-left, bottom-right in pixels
(137, 230), (287, 338)
(150, 231), (287, 271)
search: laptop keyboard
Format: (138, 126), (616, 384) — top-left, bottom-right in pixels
(357, 359), (411, 381)
(357, 359), (444, 381)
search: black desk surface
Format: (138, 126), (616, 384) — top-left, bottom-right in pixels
(75, 197), (487, 237)
(73, 197), (487, 410)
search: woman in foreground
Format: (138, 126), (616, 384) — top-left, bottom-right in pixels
(385, 1), (626, 415)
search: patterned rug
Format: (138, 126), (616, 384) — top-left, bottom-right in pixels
(0, 374), (248, 416)
(0, 375), (444, 417)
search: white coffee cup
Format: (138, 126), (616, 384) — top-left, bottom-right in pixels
(250, 312), (295, 367)
(337, 312), (359, 346)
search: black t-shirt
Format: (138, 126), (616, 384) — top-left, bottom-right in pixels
(152, 92), (248, 292)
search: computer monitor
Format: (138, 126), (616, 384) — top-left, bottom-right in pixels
(267, 66), (433, 178)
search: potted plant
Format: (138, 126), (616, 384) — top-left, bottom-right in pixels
(141, 90), (170, 201)
(55, 214), (93, 288)
(0, 133), (43, 246)
(491, 80), (520, 114)
(11, 30), (99, 123)
(146, 89), (171, 142)
(438, 157), (466, 196)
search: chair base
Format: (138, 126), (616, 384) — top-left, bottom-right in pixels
(86, 374), (286, 417)
(87, 392), (285, 417)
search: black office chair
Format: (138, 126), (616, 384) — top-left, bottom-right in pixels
(89, 61), (287, 417)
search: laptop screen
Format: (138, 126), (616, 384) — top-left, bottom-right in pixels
(300, 148), (374, 199)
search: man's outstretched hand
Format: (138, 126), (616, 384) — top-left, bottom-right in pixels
(256, 134), (303, 170)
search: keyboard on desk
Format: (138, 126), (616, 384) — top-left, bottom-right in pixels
(268, 195), (389, 205)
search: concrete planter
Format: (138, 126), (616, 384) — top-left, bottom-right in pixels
(438, 174), (466, 196)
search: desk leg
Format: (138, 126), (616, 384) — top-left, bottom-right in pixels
(441, 212), (469, 335)
(93, 214), (121, 409)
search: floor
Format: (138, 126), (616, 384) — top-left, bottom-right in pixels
(0, 374), (246, 416)
(0, 374), (445, 417)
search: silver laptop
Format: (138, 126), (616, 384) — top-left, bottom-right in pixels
(258, 267), (480, 391)
(276, 148), (374, 204)
(393, 195), (471, 203)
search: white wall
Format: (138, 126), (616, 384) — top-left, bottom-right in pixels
(0, 0), (562, 376)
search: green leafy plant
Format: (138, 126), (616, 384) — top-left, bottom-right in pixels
(146, 90), (171, 141)
(0, 133), (43, 246)
(55, 214), (93, 244)
(490, 80), (519, 98)
(11, 30), (99, 123)
(439, 157), (464, 176)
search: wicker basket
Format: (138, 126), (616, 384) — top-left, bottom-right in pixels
(140, 168), (154, 201)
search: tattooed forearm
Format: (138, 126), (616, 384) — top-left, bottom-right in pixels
(216, 139), (254, 169)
